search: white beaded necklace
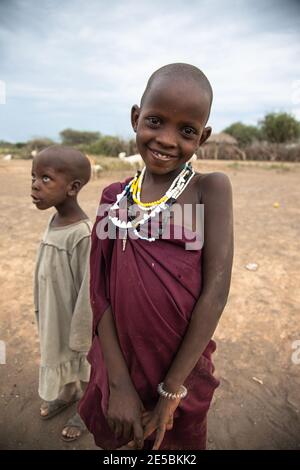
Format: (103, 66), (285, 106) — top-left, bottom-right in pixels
(109, 163), (195, 247)
(132, 166), (190, 211)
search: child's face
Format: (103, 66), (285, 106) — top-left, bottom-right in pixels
(131, 79), (211, 175)
(31, 157), (72, 210)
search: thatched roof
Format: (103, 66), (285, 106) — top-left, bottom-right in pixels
(206, 132), (237, 145)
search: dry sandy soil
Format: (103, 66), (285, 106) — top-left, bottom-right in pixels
(0, 159), (299, 450)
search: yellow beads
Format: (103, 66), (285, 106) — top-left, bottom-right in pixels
(132, 193), (168, 207)
(131, 173), (168, 207)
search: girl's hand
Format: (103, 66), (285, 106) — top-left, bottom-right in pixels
(142, 396), (181, 450)
(106, 380), (145, 449)
(126, 408), (174, 450)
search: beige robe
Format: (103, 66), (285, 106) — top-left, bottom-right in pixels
(34, 217), (93, 401)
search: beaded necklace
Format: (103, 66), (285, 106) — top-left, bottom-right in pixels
(108, 162), (195, 249)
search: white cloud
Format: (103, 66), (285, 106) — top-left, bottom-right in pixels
(0, 0), (299, 141)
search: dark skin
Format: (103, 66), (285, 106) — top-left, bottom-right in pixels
(98, 76), (233, 450)
(31, 151), (88, 226)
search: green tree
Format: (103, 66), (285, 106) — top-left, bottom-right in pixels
(260, 112), (300, 143)
(0, 140), (12, 147)
(26, 138), (55, 152)
(15, 142), (26, 148)
(60, 128), (101, 146)
(127, 138), (137, 155)
(223, 122), (261, 146)
(88, 135), (126, 156)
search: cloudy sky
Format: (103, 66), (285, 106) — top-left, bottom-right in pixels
(0, 0), (299, 142)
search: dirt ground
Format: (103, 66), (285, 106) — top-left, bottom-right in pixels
(0, 159), (299, 450)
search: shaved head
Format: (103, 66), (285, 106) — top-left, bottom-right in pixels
(140, 63), (213, 123)
(36, 145), (91, 185)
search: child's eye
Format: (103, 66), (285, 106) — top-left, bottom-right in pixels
(31, 175), (36, 182)
(146, 117), (161, 127)
(42, 176), (50, 183)
(182, 127), (197, 137)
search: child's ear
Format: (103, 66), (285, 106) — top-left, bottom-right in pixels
(199, 126), (212, 146)
(68, 180), (82, 196)
(131, 105), (140, 133)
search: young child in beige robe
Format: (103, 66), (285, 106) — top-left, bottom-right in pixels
(32, 145), (93, 441)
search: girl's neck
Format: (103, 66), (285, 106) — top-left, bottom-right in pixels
(52, 198), (88, 227)
(143, 165), (185, 187)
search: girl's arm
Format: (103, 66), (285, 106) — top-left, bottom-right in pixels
(98, 306), (145, 448)
(164, 171), (233, 390)
(143, 172), (234, 449)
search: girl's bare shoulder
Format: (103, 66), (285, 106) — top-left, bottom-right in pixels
(193, 171), (232, 203)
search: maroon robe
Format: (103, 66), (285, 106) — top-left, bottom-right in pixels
(78, 180), (220, 450)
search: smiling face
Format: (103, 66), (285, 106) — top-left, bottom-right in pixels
(31, 155), (72, 210)
(131, 77), (212, 176)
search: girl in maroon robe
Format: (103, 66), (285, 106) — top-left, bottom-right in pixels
(79, 63), (234, 450)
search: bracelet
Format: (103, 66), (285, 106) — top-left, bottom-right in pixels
(157, 382), (188, 400)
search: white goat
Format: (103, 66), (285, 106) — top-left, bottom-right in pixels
(86, 155), (103, 179)
(118, 152), (143, 170)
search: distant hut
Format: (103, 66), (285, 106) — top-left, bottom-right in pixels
(199, 132), (246, 160)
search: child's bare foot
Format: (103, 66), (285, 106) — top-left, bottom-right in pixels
(40, 382), (79, 418)
(61, 413), (86, 442)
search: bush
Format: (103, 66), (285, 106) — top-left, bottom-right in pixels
(14, 142), (27, 148)
(223, 122), (262, 146)
(244, 142), (300, 162)
(60, 129), (101, 146)
(26, 138), (56, 152)
(86, 136), (123, 156)
(260, 113), (300, 143)
(85, 136), (137, 157)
